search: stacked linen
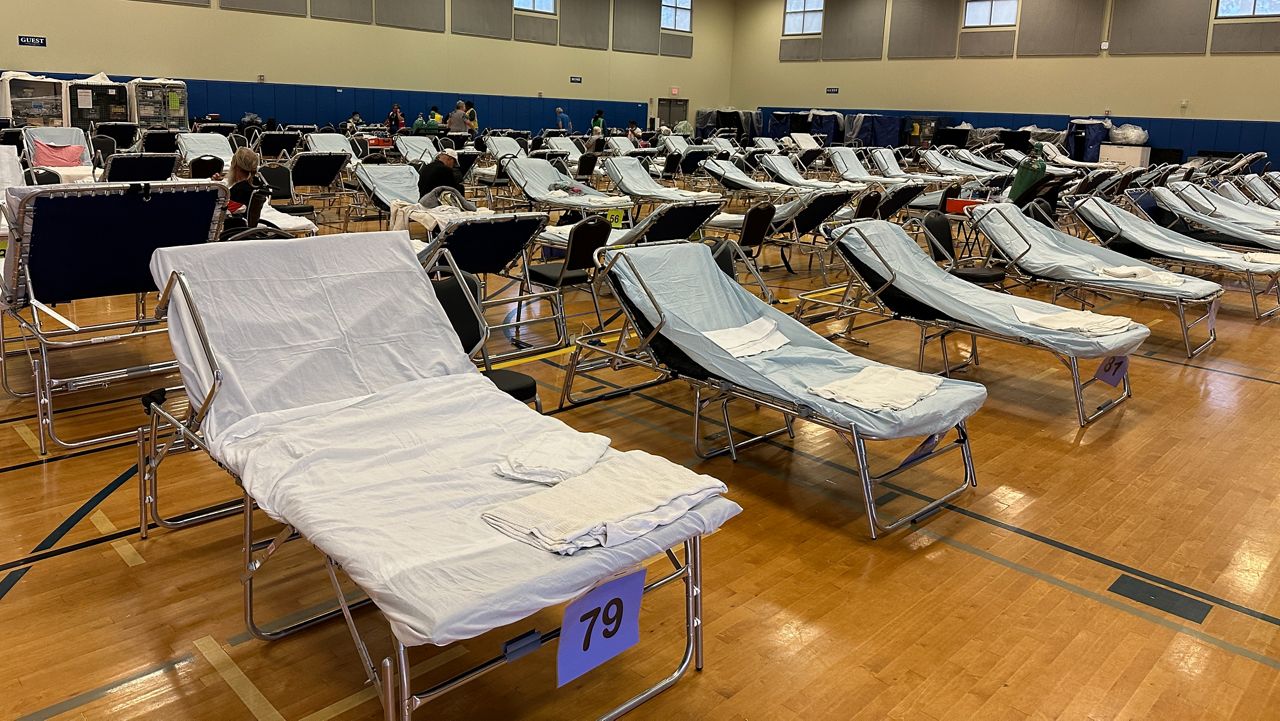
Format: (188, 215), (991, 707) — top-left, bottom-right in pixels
(1243, 252), (1280, 264)
(702, 317), (790, 358)
(483, 450), (728, 555)
(809, 366), (944, 412)
(495, 428), (611, 484)
(1014, 307), (1133, 336)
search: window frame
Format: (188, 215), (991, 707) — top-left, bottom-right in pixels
(782, 0), (824, 37)
(1216, 0), (1280, 18)
(661, 0), (693, 33)
(962, 0), (1019, 29)
(513, 0), (556, 16)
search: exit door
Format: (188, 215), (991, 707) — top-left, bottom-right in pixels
(657, 99), (688, 128)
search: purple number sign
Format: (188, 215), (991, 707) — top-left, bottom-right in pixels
(557, 569), (646, 687)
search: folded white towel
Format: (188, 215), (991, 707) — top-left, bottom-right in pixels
(482, 450), (728, 555)
(1099, 266), (1184, 286)
(495, 428), (611, 485)
(702, 317), (790, 358)
(1013, 306), (1132, 336)
(1243, 252), (1280, 264)
(809, 366), (943, 411)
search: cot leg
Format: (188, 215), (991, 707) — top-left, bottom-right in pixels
(397, 642), (413, 721)
(1066, 356), (1133, 427)
(381, 657), (397, 721)
(32, 358), (49, 456)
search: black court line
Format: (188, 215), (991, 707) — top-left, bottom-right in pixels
(0, 441), (134, 477)
(0, 499), (243, 575)
(1135, 352), (1280, 387)
(0, 465), (137, 603)
(0, 395), (150, 426)
(553, 360), (1280, 630)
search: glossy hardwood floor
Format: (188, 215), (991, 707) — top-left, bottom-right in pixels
(2, 207), (1280, 721)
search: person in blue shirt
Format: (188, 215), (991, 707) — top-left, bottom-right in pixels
(555, 107), (573, 133)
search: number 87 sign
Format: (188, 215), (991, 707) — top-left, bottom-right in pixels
(557, 568), (647, 687)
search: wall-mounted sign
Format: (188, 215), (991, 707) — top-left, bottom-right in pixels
(570, 76), (583, 84)
(18, 35), (47, 47)
(825, 87), (839, 95)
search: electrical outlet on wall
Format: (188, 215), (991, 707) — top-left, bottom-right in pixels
(1180, 99), (1189, 109)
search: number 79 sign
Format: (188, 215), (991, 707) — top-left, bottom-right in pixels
(557, 569), (646, 687)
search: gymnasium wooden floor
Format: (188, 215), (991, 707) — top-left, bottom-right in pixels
(2, 211), (1280, 720)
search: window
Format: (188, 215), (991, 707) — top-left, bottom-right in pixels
(662, 0), (692, 32)
(964, 0), (1018, 27)
(514, 0), (555, 14)
(783, 0), (823, 36)
(1218, 0), (1280, 17)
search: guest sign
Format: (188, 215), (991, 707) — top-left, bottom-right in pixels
(1094, 355), (1129, 387)
(557, 568), (646, 687)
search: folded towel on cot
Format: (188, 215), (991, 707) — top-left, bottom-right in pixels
(1099, 266), (1184, 286)
(809, 366), (943, 411)
(1243, 252), (1280, 265)
(495, 428), (611, 485)
(702, 317), (790, 358)
(481, 450), (728, 555)
(1013, 307), (1132, 336)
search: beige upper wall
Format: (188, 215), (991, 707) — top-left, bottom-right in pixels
(5, 0), (735, 115)
(731, 0), (1280, 121)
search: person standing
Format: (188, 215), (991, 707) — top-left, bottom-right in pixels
(555, 107), (573, 133)
(464, 100), (478, 135)
(386, 103), (405, 134)
(446, 101), (470, 133)
(591, 109), (605, 131)
(412, 112), (428, 132)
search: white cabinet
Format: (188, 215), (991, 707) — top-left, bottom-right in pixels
(1099, 144), (1151, 169)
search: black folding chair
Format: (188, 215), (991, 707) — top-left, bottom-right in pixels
(101, 153), (180, 182)
(188, 155), (224, 179)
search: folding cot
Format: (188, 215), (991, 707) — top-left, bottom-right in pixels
(1237, 174), (1280, 210)
(607, 135), (659, 158)
(306, 132), (359, 167)
(867, 148), (951, 184)
(998, 148), (1077, 177)
(1167, 181), (1280, 234)
(969, 203), (1223, 357)
(707, 187), (856, 278)
(702, 158), (801, 201)
(1, 181), (226, 452)
(827, 147), (908, 185)
(255, 130), (302, 160)
(538, 200), (723, 248)
(920, 149), (1006, 179)
(787, 133), (825, 168)
(0, 145), (22, 242)
(1042, 143), (1116, 170)
(799, 220), (1150, 426)
(470, 135), (527, 203)
(758, 154), (863, 191)
(505, 158), (633, 213)
(139, 230), (740, 720)
(652, 136), (715, 179)
(394, 135), (439, 164)
(22, 127), (97, 183)
(100, 153), (180, 182)
(355, 164), (422, 225)
(177, 131), (234, 171)
(1146, 186), (1280, 251)
(1075, 194), (1280, 319)
(605, 156), (722, 203)
(561, 240), (986, 538)
(948, 148), (1015, 174)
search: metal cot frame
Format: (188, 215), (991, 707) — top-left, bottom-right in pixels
(968, 202), (1223, 358)
(1080, 192), (1280, 321)
(560, 240), (978, 539)
(1, 182), (226, 452)
(794, 222), (1134, 427)
(138, 267), (711, 721)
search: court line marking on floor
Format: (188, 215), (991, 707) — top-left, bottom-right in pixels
(297, 645), (470, 721)
(923, 530), (1280, 671)
(13, 423), (40, 454)
(194, 636), (285, 721)
(89, 510), (146, 567)
(546, 364), (1280, 630)
(12, 654), (195, 721)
